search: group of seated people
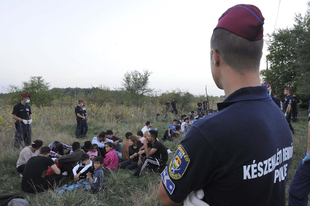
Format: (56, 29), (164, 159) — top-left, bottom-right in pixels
(16, 128), (168, 194)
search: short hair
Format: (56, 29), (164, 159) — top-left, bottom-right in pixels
(84, 141), (92, 150)
(72, 142), (81, 151)
(125, 132), (133, 139)
(106, 130), (113, 135)
(32, 140), (43, 149)
(105, 142), (113, 148)
(93, 156), (103, 164)
(40, 146), (50, 155)
(184, 117), (189, 121)
(149, 130), (158, 139)
(176, 125), (181, 131)
(173, 119), (178, 122)
(191, 111), (194, 113)
(137, 131), (143, 137)
(98, 132), (106, 138)
(211, 28), (263, 73)
(81, 154), (90, 162)
(92, 144), (98, 149)
(181, 115), (186, 118)
(146, 121), (151, 126)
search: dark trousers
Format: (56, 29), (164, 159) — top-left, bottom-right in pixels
(292, 110), (298, 122)
(17, 164), (25, 174)
(76, 120), (83, 138)
(286, 112), (294, 133)
(14, 122), (31, 149)
(133, 157), (162, 176)
(81, 120), (88, 136)
(45, 174), (62, 187)
(162, 130), (173, 141)
(76, 166), (93, 179)
(120, 160), (138, 170)
(172, 108), (178, 115)
(60, 162), (75, 178)
(289, 162), (310, 206)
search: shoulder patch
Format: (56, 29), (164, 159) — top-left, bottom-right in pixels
(161, 166), (175, 195)
(168, 144), (190, 180)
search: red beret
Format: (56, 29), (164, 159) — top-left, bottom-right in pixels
(21, 93), (31, 98)
(285, 88), (291, 91)
(82, 105), (85, 107)
(273, 93), (277, 96)
(214, 4), (264, 41)
(78, 100), (84, 102)
(262, 82), (270, 88)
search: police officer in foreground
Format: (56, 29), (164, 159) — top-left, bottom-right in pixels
(158, 4), (293, 206)
(12, 93), (33, 149)
(283, 87), (295, 134)
(75, 100), (85, 139)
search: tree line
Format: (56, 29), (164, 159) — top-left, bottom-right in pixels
(261, 2), (310, 104)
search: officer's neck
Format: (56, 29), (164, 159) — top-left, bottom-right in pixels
(222, 66), (261, 97)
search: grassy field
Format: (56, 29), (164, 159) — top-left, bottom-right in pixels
(0, 101), (308, 206)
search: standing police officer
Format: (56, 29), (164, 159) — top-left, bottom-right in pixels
(12, 93), (33, 149)
(283, 88), (295, 134)
(158, 4), (293, 206)
(75, 100), (85, 139)
(81, 105), (88, 137)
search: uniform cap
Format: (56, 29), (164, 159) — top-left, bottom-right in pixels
(21, 93), (31, 98)
(82, 105), (86, 107)
(78, 100), (84, 102)
(285, 88), (292, 91)
(214, 4), (264, 41)
(262, 82), (270, 88)
(273, 93), (277, 96)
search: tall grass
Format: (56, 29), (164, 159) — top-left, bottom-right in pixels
(0, 99), (308, 206)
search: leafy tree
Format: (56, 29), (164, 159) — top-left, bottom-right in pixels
(8, 76), (52, 107)
(121, 70), (153, 105)
(261, 2), (310, 101)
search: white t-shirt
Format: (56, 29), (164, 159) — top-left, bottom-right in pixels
(141, 126), (150, 133)
(181, 122), (187, 133)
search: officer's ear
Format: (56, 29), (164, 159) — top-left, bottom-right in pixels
(211, 49), (220, 66)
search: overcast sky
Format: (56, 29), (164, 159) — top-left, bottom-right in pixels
(0, 0), (309, 96)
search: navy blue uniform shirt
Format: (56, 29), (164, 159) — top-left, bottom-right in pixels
(161, 86), (293, 206)
(12, 103), (32, 120)
(75, 105), (83, 120)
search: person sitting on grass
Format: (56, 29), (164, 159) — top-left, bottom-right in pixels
(87, 144), (98, 159)
(122, 132), (133, 161)
(106, 130), (123, 160)
(103, 142), (118, 171)
(73, 153), (93, 181)
(133, 130), (168, 177)
(49, 141), (73, 157)
(162, 119), (178, 141)
(81, 141), (92, 153)
(120, 135), (145, 170)
(57, 142), (85, 178)
(92, 132), (113, 157)
(171, 125), (181, 140)
(22, 146), (61, 193)
(86, 156), (104, 193)
(16, 140), (43, 176)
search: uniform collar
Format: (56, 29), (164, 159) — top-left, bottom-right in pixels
(217, 86), (269, 111)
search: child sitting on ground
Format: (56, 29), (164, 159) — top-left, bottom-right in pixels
(87, 144), (98, 159)
(73, 154), (93, 181)
(86, 156), (104, 193)
(103, 142), (118, 171)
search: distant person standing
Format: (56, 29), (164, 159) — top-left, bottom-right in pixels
(81, 105), (88, 137)
(291, 93), (302, 122)
(171, 99), (178, 115)
(283, 88), (294, 134)
(272, 93), (281, 109)
(12, 93), (33, 149)
(203, 98), (208, 112)
(165, 100), (170, 113)
(197, 100), (203, 115)
(75, 100), (85, 139)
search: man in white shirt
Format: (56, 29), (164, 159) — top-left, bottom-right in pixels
(141, 121), (152, 133)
